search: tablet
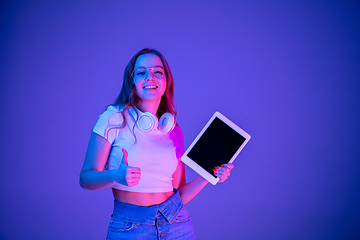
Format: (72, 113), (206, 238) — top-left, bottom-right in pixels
(181, 112), (251, 185)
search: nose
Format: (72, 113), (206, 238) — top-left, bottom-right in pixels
(144, 69), (155, 81)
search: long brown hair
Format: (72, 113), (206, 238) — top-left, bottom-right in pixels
(112, 48), (177, 129)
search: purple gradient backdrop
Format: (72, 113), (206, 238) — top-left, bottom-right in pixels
(1, 1), (360, 239)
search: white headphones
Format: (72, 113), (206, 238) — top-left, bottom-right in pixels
(129, 108), (176, 133)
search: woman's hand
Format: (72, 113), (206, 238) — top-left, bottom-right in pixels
(116, 149), (141, 186)
(213, 163), (234, 183)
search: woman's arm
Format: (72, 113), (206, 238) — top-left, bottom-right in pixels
(174, 162), (234, 204)
(171, 125), (234, 204)
(172, 160), (208, 204)
(79, 132), (141, 190)
(79, 132), (117, 190)
(175, 162), (209, 204)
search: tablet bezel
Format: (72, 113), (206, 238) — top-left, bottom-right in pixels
(181, 111), (251, 185)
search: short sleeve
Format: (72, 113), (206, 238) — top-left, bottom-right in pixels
(169, 124), (185, 160)
(92, 106), (124, 144)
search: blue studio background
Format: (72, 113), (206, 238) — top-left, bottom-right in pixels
(0, 1), (359, 239)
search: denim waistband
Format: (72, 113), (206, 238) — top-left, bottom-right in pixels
(112, 189), (183, 225)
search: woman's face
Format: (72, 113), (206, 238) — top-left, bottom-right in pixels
(132, 53), (167, 102)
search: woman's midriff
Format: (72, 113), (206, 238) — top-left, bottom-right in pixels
(112, 188), (175, 207)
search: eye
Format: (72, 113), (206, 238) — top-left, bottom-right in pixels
(152, 67), (165, 75)
(134, 68), (146, 76)
(136, 71), (146, 76)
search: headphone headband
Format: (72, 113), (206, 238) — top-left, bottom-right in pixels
(129, 107), (175, 133)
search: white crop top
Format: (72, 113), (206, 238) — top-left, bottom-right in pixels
(92, 106), (183, 193)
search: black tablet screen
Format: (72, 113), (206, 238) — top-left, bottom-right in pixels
(187, 117), (246, 177)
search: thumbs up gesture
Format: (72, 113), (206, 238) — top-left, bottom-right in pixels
(116, 149), (141, 186)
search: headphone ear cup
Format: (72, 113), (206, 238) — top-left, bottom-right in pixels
(158, 113), (176, 133)
(137, 112), (158, 132)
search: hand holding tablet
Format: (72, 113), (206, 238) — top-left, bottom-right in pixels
(181, 112), (251, 185)
(213, 163), (234, 183)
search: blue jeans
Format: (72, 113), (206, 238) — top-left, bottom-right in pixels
(106, 189), (196, 240)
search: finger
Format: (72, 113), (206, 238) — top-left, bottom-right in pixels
(228, 163), (234, 170)
(218, 172), (228, 181)
(217, 164), (234, 174)
(213, 169), (222, 177)
(218, 176), (228, 183)
(215, 167), (226, 174)
(125, 173), (141, 179)
(127, 181), (140, 187)
(128, 179), (141, 185)
(221, 163), (234, 170)
(126, 176), (141, 184)
(214, 166), (222, 172)
(127, 167), (141, 173)
(122, 148), (129, 166)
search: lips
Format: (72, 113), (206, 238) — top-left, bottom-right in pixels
(143, 85), (158, 89)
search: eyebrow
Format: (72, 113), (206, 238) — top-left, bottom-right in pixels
(136, 65), (164, 69)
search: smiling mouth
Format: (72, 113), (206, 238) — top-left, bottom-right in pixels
(143, 85), (158, 89)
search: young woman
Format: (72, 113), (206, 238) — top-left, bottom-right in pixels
(80, 48), (234, 239)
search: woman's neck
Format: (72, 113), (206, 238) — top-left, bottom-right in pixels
(136, 99), (161, 116)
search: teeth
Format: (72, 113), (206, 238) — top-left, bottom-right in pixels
(143, 86), (158, 89)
